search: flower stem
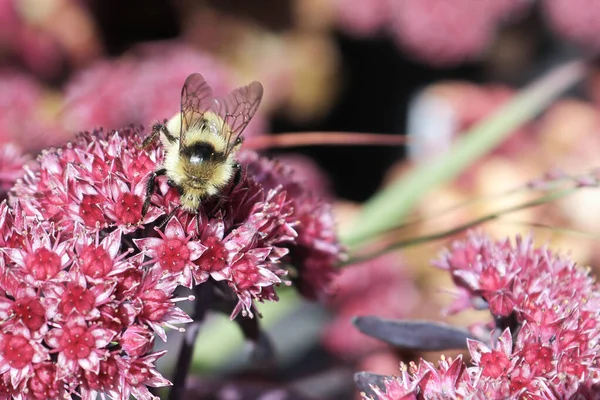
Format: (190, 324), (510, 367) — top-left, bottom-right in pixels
(168, 284), (212, 400)
(244, 132), (408, 150)
(342, 187), (576, 265)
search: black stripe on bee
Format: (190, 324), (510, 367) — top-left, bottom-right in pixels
(180, 143), (226, 165)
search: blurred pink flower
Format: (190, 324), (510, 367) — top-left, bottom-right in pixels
(389, 0), (498, 66)
(0, 71), (67, 151)
(335, 0), (600, 66)
(323, 252), (417, 358)
(0, 0), (64, 78)
(61, 42), (267, 138)
(333, 0), (528, 66)
(275, 154), (333, 199)
(333, 0), (390, 37)
(542, 0), (600, 51)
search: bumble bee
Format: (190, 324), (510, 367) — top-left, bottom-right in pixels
(141, 73), (264, 216)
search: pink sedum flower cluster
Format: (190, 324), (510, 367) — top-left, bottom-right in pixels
(0, 204), (182, 399)
(242, 152), (343, 301)
(363, 232), (600, 399)
(0, 126), (342, 399)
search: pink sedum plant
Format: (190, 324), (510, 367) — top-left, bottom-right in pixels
(0, 125), (342, 399)
(357, 232), (600, 399)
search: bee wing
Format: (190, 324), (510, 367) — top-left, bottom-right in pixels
(211, 81), (263, 157)
(180, 73), (214, 151)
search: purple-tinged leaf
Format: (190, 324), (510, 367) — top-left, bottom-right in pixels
(353, 316), (473, 351)
(354, 372), (390, 397)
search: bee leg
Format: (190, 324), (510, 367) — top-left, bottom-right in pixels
(139, 122), (162, 149)
(142, 168), (167, 218)
(210, 163), (243, 216)
(232, 136), (244, 152)
(156, 120), (178, 144)
(156, 205), (181, 229)
(195, 211), (202, 235)
(139, 120), (177, 149)
(232, 162), (243, 188)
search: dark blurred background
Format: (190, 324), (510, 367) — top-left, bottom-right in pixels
(1, 0), (565, 202)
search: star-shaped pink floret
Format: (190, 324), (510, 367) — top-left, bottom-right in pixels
(134, 268), (193, 341)
(0, 286), (48, 338)
(42, 270), (115, 322)
(75, 229), (133, 283)
(0, 325), (49, 389)
(45, 315), (116, 378)
(2, 226), (72, 287)
(116, 351), (171, 400)
(134, 218), (205, 288)
(467, 328), (514, 379)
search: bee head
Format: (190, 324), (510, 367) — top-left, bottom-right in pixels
(182, 143), (216, 166)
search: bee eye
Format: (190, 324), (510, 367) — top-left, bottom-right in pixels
(186, 143), (215, 165)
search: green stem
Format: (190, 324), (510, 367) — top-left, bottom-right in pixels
(343, 188), (576, 266)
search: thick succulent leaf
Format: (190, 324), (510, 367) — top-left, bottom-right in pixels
(354, 372), (390, 397)
(354, 316), (473, 351)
